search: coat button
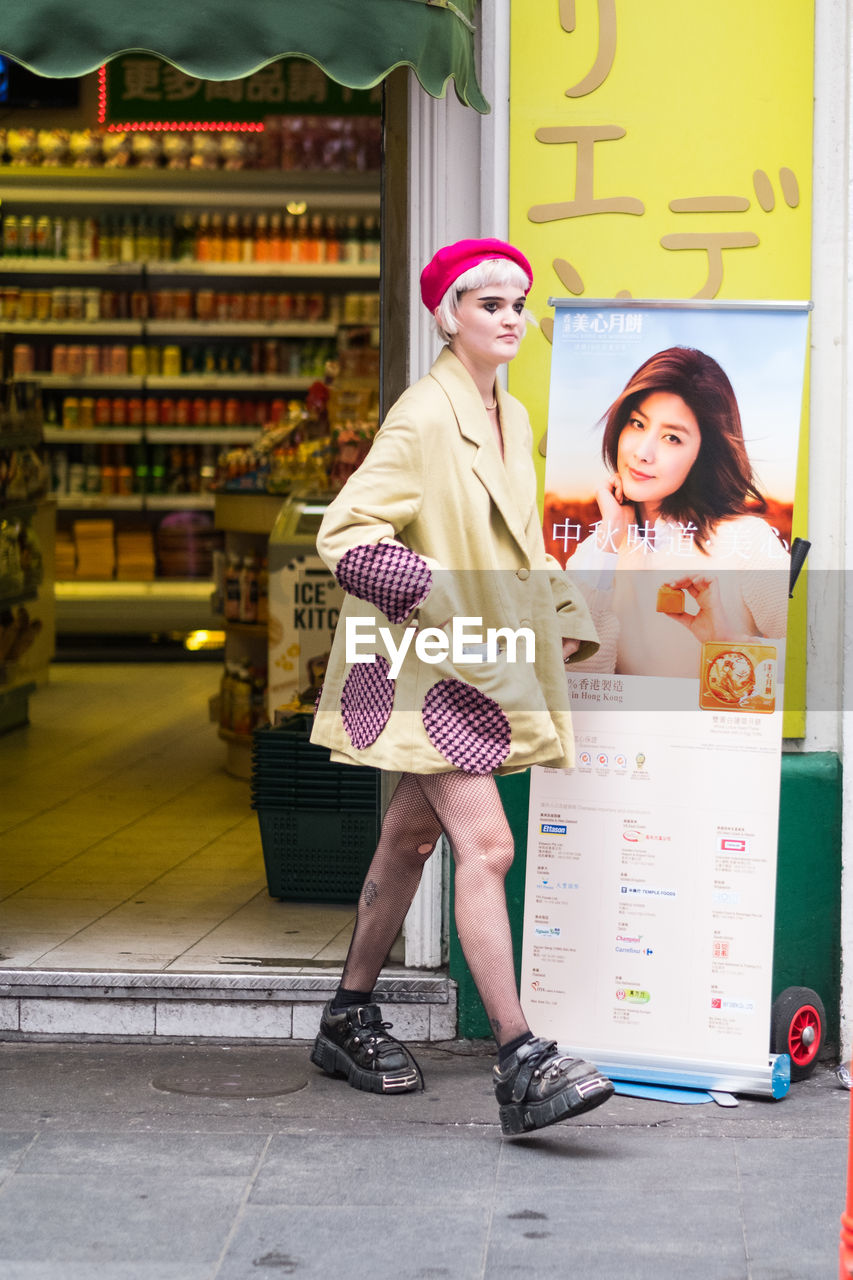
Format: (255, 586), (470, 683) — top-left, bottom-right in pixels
(516, 567), (530, 580)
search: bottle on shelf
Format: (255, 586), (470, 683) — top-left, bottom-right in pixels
(239, 552), (258, 623)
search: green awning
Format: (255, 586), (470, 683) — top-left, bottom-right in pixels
(0, 0), (488, 112)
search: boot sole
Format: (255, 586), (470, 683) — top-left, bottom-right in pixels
(310, 1032), (421, 1094)
(499, 1073), (614, 1136)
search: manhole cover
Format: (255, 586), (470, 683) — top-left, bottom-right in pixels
(151, 1062), (308, 1098)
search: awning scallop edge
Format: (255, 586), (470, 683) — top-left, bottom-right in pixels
(0, 0), (489, 113)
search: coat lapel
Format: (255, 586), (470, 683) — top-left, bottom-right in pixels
(429, 348), (530, 559)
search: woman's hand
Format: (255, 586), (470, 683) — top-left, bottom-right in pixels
(562, 637), (581, 663)
(594, 474), (635, 551)
(662, 574), (753, 645)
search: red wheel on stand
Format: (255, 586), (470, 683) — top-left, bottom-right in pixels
(770, 986), (826, 1081)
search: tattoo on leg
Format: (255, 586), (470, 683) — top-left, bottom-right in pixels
(491, 1017), (502, 1038)
(363, 879), (379, 907)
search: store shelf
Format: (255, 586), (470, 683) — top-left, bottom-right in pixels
(146, 321), (337, 338)
(145, 374), (314, 391)
(0, 259), (139, 275)
(1, 321), (143, 336)
(0, 258), (379, 279)
(145, 261), (379, 278)
(35, 374), (146, 390)
(0, 168), (380, 209)
(146, 427), (258, 444)
(56, 494), (144, 510)
(145, 493), (214, 510)
(44, 428), (144, 444)
(56, 576), (220, 634)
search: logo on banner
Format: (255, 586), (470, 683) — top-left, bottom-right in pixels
(540, 822), (567, 835)
(615, 988), (651, 1005)
(718, 836), (750, 854)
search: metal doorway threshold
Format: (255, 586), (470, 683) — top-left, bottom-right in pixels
(0, 969), (457, 1043)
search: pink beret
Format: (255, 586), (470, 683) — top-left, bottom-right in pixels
(420, 238), (533, 313)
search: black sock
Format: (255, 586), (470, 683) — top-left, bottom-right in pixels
(330, 986), (374, 1014)
(498, 1031), (534, 1067)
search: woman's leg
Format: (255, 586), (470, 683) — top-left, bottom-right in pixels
(337, 773), (443, 995)
(416, 772), (530, 1046)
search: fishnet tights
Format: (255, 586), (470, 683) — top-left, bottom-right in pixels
(340, 771), (530, 1046)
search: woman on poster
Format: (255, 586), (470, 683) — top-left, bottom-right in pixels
(308, 239), (613, 1135)
(569, 346), (790, 677)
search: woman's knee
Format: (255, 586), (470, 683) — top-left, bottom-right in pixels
(456, 827), (515, 880)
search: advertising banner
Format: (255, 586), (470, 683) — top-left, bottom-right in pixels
(521, 300), (810, 1095)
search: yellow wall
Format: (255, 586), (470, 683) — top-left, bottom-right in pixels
(508, 0), (815, 733)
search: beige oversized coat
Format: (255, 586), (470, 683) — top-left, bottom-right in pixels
(310, 346), (599, 774)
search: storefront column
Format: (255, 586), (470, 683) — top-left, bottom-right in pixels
(401, 0), (511, 968)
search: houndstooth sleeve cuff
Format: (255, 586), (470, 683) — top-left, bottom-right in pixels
(335, 542), (432, 625)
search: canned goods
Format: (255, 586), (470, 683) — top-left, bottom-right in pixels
(62, 397), (80, 429)
(228, 292), (246, 322)
(196, 290), (215, 321)
(261, 293), (278, 323)
(111, 397), (127, 425)
(2, 215), (19, 256)
(158, 397), (176, 426)
(131, 291), (148, 320)
(277, 293), (293, 322)
(35, 216), (52, 257)
(146, 346), (161, 376)
(215, 292), (229, 321)
(79, 397), (95, 428)
(173, 290), (192, 320)
(154, 290), (174, 319)
(224, 397), (241, 426)
(110, 345), (128, 375)
(2, 287), (20, 320)
(83, 345), (100, 376)
(127, 397), (144, 426)
(66, 289), (84, 321)
(192, 397), (208, 426)
(130, 344), (147, 377)
(35, 290), (52, 322)
(66, 345), (84, 376)
(52, 345), (69, 375)
(18, 215), (35, 256)
(292, 293), (308, 320)
(263, 340), (280, 374)
(68, 462), (86, 494)
(161, 345), (182, 378)
(207, 397), (223, 425)
(245, 292), (262, 321)
(95, 397), (112, 425)
(12, 344), (34, 376)
(307, 293), (325, 321)
(99, 290), (117, 320)
(82, 218), (98, 261)
(175, 398), (192, 426)
(144, 397), (159, 426)
(18, 290), (36, 322)
(65, 217), (83, 262)
(84, 289), (102, 322)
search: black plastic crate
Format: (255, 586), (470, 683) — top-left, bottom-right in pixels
(251, 723), (380, 902)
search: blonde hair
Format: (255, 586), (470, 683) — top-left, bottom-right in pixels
(433, 258), (532, 343)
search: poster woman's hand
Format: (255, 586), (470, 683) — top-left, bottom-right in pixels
(663, 574), (753, 645)
(594, 474), (635, 551)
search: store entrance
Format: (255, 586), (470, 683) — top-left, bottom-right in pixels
(0, 66), (419, 988)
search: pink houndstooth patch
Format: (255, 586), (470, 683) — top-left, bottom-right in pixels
(341, 656), (395, 749)
(422, 679), (511, 775)
(336, 542), (431, 625)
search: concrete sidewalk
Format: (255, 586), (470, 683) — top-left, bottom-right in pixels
(0, 1039), (846, 1279)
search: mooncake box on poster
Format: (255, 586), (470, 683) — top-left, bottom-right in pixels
(699, 641), (778, 714)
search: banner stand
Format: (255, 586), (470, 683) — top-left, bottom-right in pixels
(556, 1045), (790, 1100)
(522, 299), (811, 1103)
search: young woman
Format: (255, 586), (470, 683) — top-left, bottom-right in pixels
(569, 346), (790, 677)
(309, 238), (614, 1136)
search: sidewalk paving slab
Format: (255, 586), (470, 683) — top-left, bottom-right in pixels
(0, 1041), (846, 1279)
